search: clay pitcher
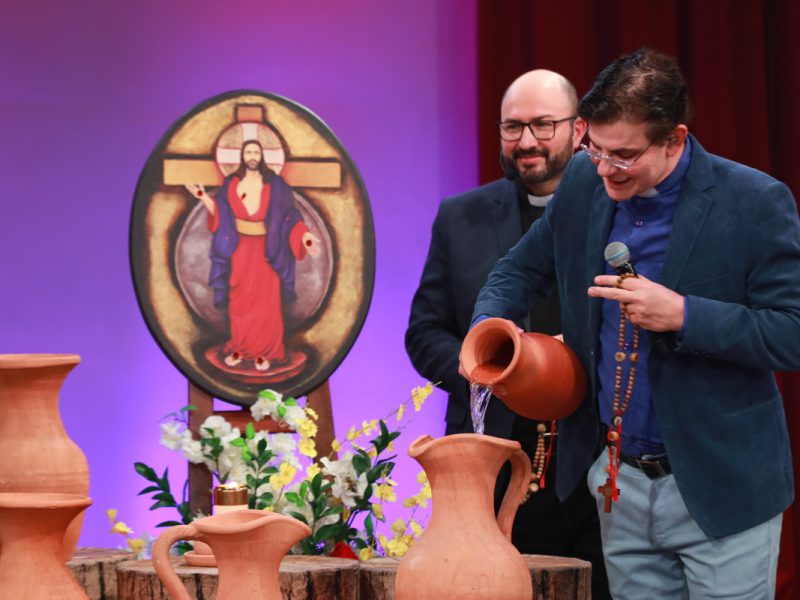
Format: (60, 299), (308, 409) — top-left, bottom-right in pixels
(395, 433), (533, 600)
(152, 509), (312, 600)
(460, 317), (585, 420)
(0, 492), (92, 599)
(0, 354), (89, 560)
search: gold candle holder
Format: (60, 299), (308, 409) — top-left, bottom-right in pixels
(213, 483), (248, 515)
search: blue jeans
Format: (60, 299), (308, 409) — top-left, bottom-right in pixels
(588, 453), (782, 599)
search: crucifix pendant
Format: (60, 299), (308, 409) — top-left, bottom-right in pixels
(597, 477), (618, 513)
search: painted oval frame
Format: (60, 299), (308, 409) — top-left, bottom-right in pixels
(130, 90), (375, 406)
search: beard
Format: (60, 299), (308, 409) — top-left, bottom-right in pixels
(503, 141), (574, 190)
(246, 159), (260, 170)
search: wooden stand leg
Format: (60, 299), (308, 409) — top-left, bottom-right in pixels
(306, 379), (335, 458)
(188, 382), (213, 516)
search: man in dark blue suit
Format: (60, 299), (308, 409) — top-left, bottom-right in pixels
(406, 70), (609, 599)
(472, 48), (800, 598)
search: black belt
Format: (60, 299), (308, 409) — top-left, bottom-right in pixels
(618, 452), (672, 479)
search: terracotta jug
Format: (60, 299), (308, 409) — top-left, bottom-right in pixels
(395, 433), (533, 600)
(152, 509), (312, 600)
(460, 317), (585, 420)
(0, 492), (92, 599)
(0, 354), (89, 560)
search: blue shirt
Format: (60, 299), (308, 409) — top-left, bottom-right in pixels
(597, 138), (693, 457)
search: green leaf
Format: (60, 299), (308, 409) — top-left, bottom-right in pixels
(149, 499), (175, 511)
(299, 481), (309, 499)
(230, 437), (246, 447)
(313, 523), (346, 544)
(137, 485), (161, 495)
(258, 389), (277, 400)
(180, 404), (198, 413)
(277, 404), (287, 419)
(365, 513), (374, 535)
(240, 448), (253, 462)
(288, 511), (309, 524)
(134, 462), (158, 481)
(155, 520), (183, 528)
(246, 422), (256, 440)
(284, 396), (298, 406)
(352, 537), (368, 549)
(285, 492), (300, 504)
(352, 453), (371, 475)
(257, 438), (267, 454)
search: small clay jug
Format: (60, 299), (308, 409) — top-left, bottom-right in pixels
(395, 433), (532, 600)
(0, 354), (89, 560)
(0, 492), (92, 600)
(152, 509), (312, 600)
(460, 317), (585, 420)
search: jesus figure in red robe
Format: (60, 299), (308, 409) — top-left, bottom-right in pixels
(186, 140), (320, 372)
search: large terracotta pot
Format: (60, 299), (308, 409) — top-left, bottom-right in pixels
(395, 433), (533, 600)
(152, 509), (312, 600)
(0, 354), (89, 560)
(460, 317), (585, 420)
(0, 492), (92, 599)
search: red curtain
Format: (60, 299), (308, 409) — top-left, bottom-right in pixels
(476, 1), (800, 596)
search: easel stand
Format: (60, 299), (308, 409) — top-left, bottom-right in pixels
(187, 380), (336, 516)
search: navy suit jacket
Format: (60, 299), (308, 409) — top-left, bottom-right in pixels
(406, 178), (543, 437)
(473, 137), (800, 537)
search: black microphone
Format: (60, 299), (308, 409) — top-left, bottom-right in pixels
(604, 241), (637, 276)
(604, 241), (675, 354)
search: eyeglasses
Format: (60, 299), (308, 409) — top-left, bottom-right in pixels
(497, 116), (577, 141)
(579, 141), (653, 170)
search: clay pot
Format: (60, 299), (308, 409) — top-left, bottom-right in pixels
(0, 492), (92, 599)
(0, 354), (89, 560)
(395, 433), (532, 600)
(460, 317), (585, 420)
(152, 509), (312, 600)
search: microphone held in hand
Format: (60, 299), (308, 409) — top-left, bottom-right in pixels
(604, 241), (637, 276)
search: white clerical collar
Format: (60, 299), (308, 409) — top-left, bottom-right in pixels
(638, 187), (658, 198)
(527, 193), (553, 207)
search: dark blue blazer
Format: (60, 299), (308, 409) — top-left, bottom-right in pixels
(406, 178), (534, 437)
(473, 137), (800, 537)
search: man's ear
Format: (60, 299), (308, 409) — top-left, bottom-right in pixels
(665, 124), (688, 156)
(572, 118), (588, 150)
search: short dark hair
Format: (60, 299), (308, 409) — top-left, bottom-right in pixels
(578, 48), (691, 144)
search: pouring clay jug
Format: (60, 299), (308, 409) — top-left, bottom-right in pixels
(152, 509), (312, 600)
(460, 317), (585, 420)
(395, 433), (533, 600)
(0, 354), (90, 560)
(0, 492), (92, 600)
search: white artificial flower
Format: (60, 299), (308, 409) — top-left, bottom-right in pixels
(269, 433), (296, 457)
(199, 415), (235, 438)
(283, 405), (306, 428)
(159, 421), (184, 450)
(217, 446), (245, 481)
(321, 452), (356, 479)
(332, 472), (368, 508)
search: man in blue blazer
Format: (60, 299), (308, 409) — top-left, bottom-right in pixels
(406, 70), (609, 599)
(472, 48), (800, 598)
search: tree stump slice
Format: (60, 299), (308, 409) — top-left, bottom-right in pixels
(358, 554), (591, 600)
(116, 555), (359, 600)
(68, 547), (135, 600)
(359, 557), (401, 600)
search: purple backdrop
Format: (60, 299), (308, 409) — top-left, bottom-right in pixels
(0, 0), (477, 546)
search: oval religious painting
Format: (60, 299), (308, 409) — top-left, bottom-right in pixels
(130, 90), (375, 406)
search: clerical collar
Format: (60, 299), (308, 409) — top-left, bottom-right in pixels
(527, 193), (553, 207)
(634, 136), (693, 200)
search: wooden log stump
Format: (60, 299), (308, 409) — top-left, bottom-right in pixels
(68, 547), (135, 600)
(117, 555), (359, 600)
(358, 554), (591, 600)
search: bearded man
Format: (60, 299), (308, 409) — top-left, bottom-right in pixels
(405, 70), (609, 599)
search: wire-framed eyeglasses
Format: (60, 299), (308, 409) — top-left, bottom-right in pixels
(497, 116), (577, 141)
(579, 142), (653, 170)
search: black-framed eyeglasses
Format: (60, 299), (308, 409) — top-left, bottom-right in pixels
(579, 141), (653, 170)
(497, 116), (577, 141)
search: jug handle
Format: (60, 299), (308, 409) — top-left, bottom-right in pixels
(152, 524), (198, 600)
(496, 448), (532, 540)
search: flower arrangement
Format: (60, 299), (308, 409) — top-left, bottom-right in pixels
(120, 383), (436, 560)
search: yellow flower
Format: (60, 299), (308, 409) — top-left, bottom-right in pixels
(371, 503), (385, 520)
(342, 506), (351, 521)
(296, 417), (318, 439)
(376, 484), (396, 502)
(378, 533), (389, 549)
(386, 537), (409, 557)
(391, 519), (407, 535)
(105, 508), (118, 523)
(305, 463), (321, 480)
(416, 471), (428, 485)
(298, 437), (317, 458)
(269, 462), (297, 488)
(396, 404), (405, 421)
(387, 441), (394, 452)
(127, 538), (145, 554)
(346, 425), (357, 441)
(359, 547), (375, 561)
(331, 438), (342, 453)
(367, 446), (377, 458)
(410, 519), (424, 537)
(419, 481), (432, 499)
(305, 407), (319, 420)
(412, 383), (433, 411)
(111, 521), (133, 535)
(362, 420), (375, 435)
(403, 496), (418, 509)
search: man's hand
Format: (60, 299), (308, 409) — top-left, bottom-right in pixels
(587, 274), (685, 332)
(302, 231), (322, 257)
